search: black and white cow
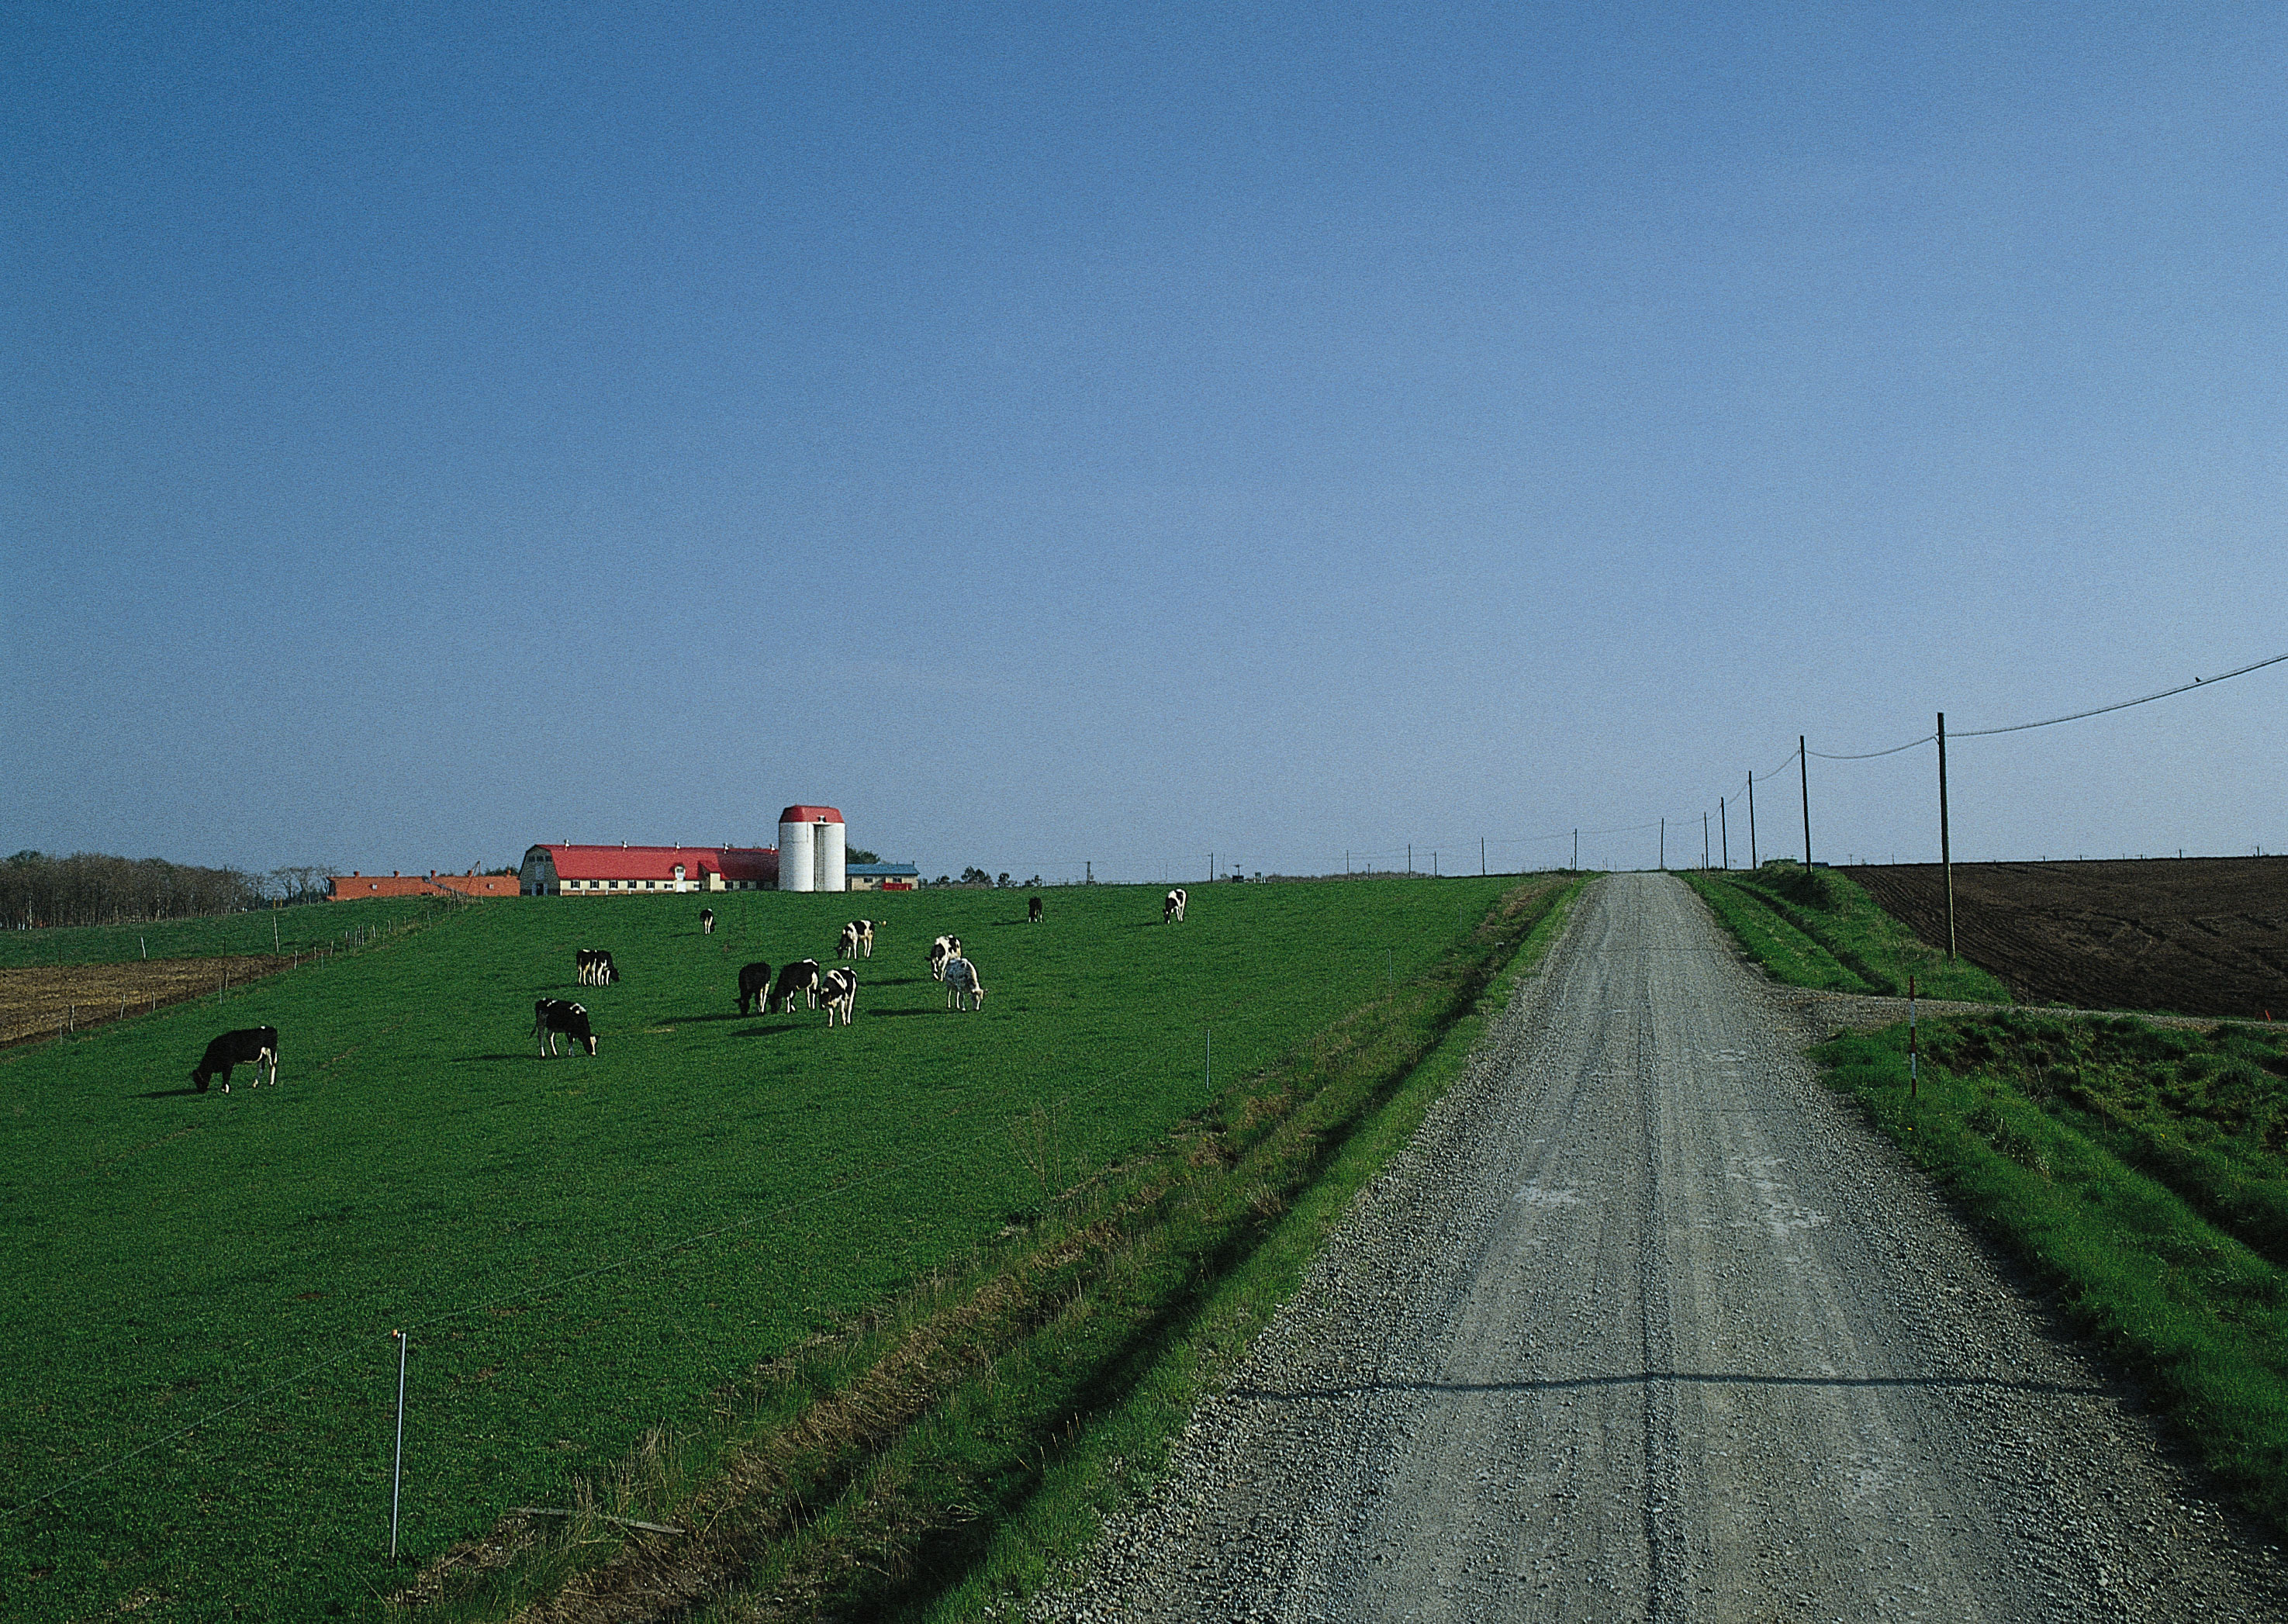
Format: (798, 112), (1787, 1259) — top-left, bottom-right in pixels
(192, 1026), (278, 1093)
(773, 959), (822, 1014)
(853, 919), (874, 959)
(534, 999), (596, 1057)
(1164, 887), (1187, 924)
(819, 966), (858, 1026)
(736, 961), (774, 1017)
(576, 948), (620, 986)
(943, 955), (986, 1011)
(837, 920), (876, 962)
(700, 907), (715, 935)
(928, 935), (963, 981)
(1028, 896), (1043, 924)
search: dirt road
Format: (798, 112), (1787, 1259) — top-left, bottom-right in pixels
(1039, 872), (2286, 1621)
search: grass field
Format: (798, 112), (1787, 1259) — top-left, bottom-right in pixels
(1681, 863), (2012, 1004)
(0, 895), (447, 971)
(0, 878), (1514, 1621)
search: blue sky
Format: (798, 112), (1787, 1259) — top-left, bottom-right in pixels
(7, 2), (2283, 883)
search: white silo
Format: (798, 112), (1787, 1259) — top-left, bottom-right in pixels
(815, 817), (846, 893)
(776, 805), (845, 892)
(778, 817), (815, 892)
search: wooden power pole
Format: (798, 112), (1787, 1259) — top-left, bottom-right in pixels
(1937, 711), (1957, 959)
(1799, 736), (1813, 868)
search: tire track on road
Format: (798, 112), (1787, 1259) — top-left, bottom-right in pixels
(1039, 874), (2288, 1622)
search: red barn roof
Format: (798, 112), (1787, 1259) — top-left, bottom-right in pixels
(541, 845), (777, 883)
(778, 805), (843, 824)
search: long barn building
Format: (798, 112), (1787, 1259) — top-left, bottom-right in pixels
(519, 844), (779, 897)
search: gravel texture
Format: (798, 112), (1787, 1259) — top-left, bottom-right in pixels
(1032, 872), (2288, 1622)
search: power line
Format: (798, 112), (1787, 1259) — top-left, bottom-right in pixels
(1954, 650), (2288, 738)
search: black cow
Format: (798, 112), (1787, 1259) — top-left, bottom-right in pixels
(192, 1027), (278, 1093)
(700, 907), (715, 935)
(772, 959), (822, 1014)
(1028, 895), (1043, 924)
(736, 960), (774, 1017)
(534, 998), (596, 1057)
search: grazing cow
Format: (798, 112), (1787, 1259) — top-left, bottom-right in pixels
(854, 919), (874, 959)
(534, 999), (596, 1057)
(772, 959), (822, 1014)
(1164, 887), (1187, 924)
(819, 966), (858, 1026)
(836, 921), (860, 962)
(700, 907), (715, 935)
(1028, 896), (1043, 924)
(192, 1026), (278, 1093)
(928, 934), (963, 981)
(736, 961), (774, 1017)
(575, 948), (620, 986)
(943, 955), (986, 1011)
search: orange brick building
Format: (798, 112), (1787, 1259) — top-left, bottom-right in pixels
(329, 870), (520, 900)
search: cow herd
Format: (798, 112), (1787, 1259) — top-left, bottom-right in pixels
(195, 890), (1190, 1086)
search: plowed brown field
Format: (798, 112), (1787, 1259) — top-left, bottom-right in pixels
(0, 955), (296, 1047)
(1843, 857), (2288, 1020)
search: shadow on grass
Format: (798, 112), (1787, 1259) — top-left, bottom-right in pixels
(137, 1085), (208, 1098)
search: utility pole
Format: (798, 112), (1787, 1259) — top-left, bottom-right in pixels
(1747, 772), (1757, 868)
(1702, 812), (1709, 870)
(1659, 817), (1665, 871)
(1799, 737), (1813, 868)
(1937, 711), (1957, 959)
(1573, 828), (1579, 869)
(1720, 797), (1729, 869)
(1481, 836), (1486, 876)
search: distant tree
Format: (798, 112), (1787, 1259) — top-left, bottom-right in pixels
(959, 866), (990, 886)
(846, 847), (881, 865)
(933, 876), (952, 888)
(996, 872), (1013, 889)
(1027, 875), (1042, 888)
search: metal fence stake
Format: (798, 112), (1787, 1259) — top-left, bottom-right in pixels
(390, 1330), (409, 1560)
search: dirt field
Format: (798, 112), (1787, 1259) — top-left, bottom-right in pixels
(1843, 857), (2288, 1020)
(0, 955), (297, 1047)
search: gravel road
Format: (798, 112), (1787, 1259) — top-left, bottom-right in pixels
(1035, 872), (2288, 1622)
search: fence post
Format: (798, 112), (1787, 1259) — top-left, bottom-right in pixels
(391, 1331), (409, 1560)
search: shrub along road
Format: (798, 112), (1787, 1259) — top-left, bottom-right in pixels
(1039, 874), (2288, 1620)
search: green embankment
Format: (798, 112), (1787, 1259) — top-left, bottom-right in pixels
(1681, 864), (2010, 1002)
(0, 876), (1529, 1622)
(0, 894), (448, 969)
(1819, 1015), (2288, 1535)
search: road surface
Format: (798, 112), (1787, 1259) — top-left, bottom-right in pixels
(1037, 872), (2286, 1621)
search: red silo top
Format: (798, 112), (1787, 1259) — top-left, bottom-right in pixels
(778, 805), (844, 824)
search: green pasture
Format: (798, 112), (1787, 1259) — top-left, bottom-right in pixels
(0, 895), (444, 969)
(0, 877), (1509, 1621)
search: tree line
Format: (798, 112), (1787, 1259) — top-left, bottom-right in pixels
(2, 850), (334, 928)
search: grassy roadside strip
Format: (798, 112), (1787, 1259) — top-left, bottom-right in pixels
(407, 876), (1585, 1622)
(1680, 866), (2010, 1003)
(1816, 1023), (2288, 1535)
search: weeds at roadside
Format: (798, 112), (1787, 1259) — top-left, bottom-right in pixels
(1816, 1014), (2288, 1538)
(1682, 864), (2010, 1003)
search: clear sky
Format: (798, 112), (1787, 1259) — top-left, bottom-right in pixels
(7, 2), (2283, 884)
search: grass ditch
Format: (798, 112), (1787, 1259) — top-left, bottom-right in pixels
(1816, 1012), (2288, 1536)
(1681, 863), (2010, 1003)
(407, 876), (1586, 1622)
